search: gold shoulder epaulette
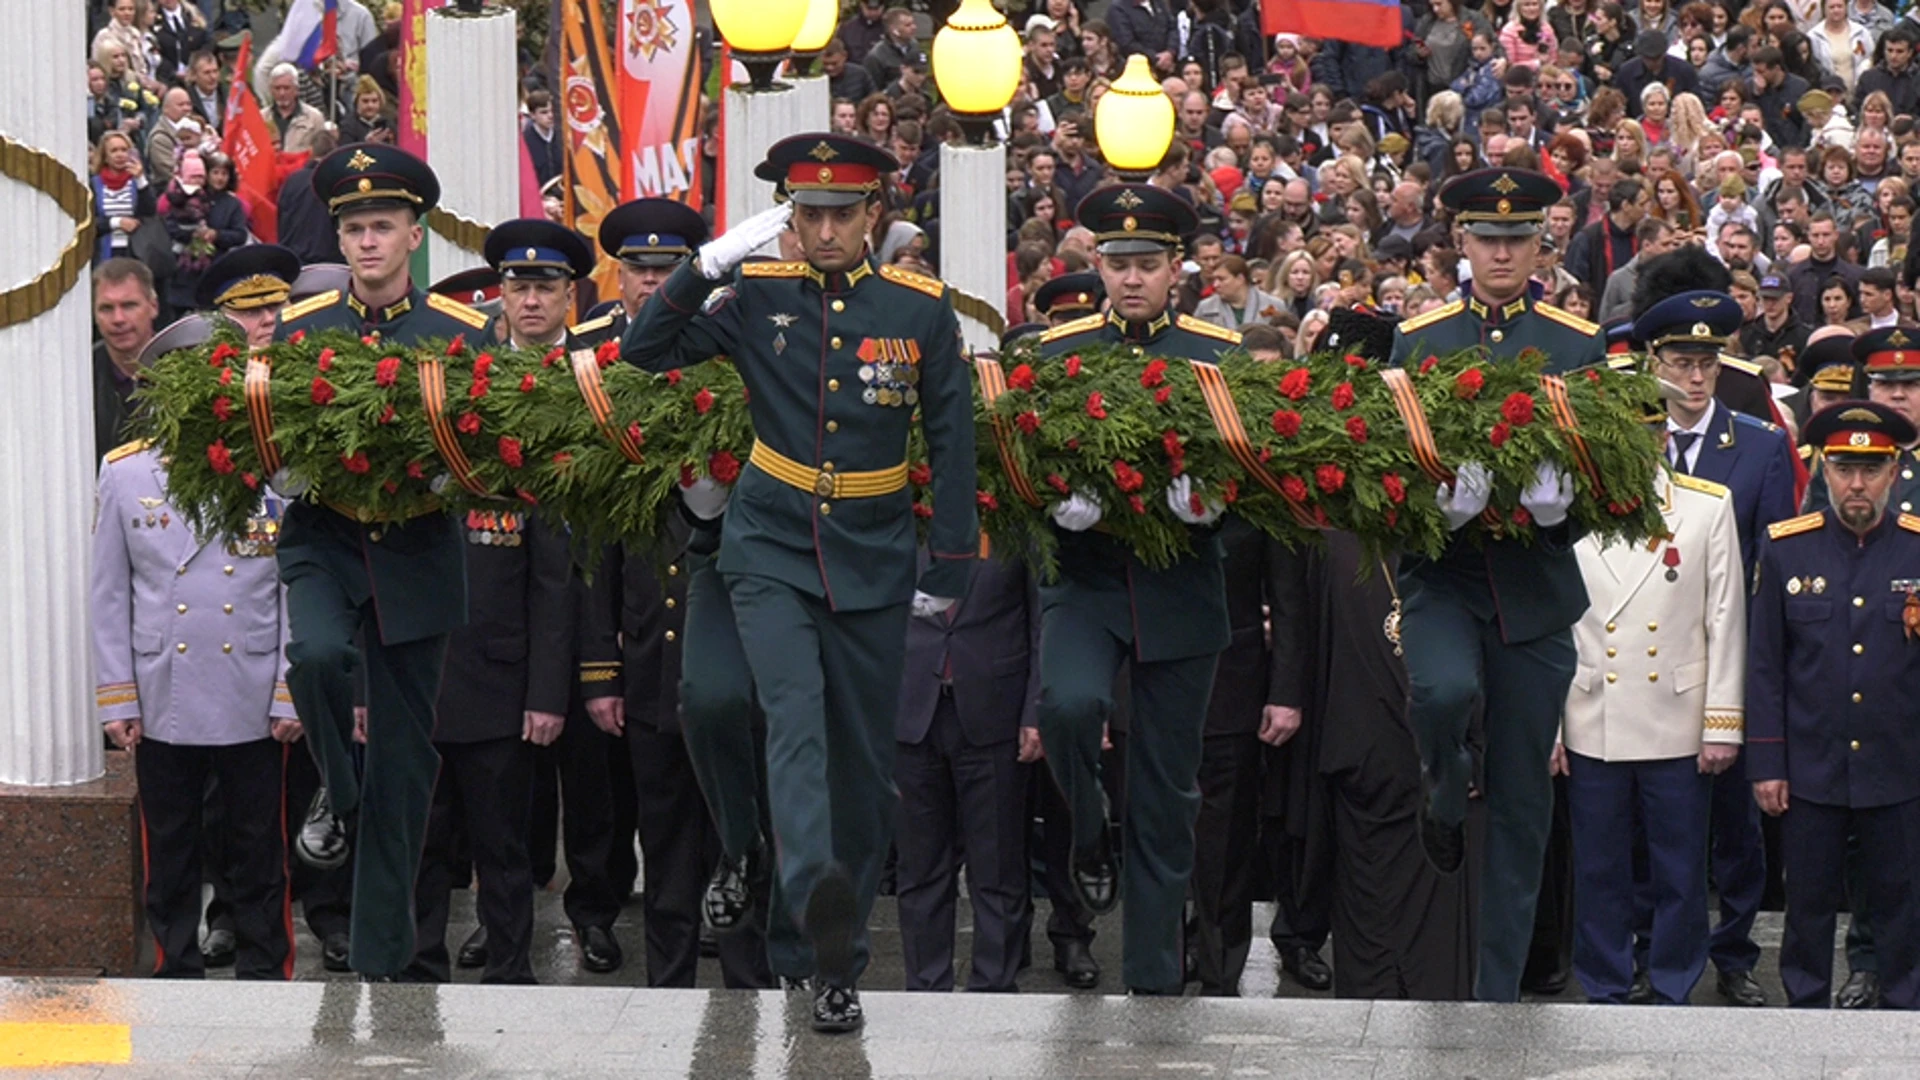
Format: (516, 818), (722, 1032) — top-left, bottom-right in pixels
(1719, 355), (1764, 376)
(1537, 302), (1601, 335)
(742, 261), (810, 279)
(280, 289), (339, 322)
(104, 438), (151, 465)
(427, 292), (491, 329)
(1177, 313), (1241, 344)
(1039, 312), (1105, 343)
(878, 263), (946, 299)
(1398, 299), (1462, 334)
(569, 313), (615, 336)
(1901, 513), (1920, 535)
(1767, 512), (1825, 540)
(1673, 474), (1730, 499)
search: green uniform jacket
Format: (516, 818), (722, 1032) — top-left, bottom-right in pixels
(272, 285), (494, 644)
(1038, 311), (1236, 663)
(1388, 294), (1606, 644)
(622, 258), (978, 610)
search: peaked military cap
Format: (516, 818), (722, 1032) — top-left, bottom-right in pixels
(755, 133), (897, 207)
(429, 265), (502, 308)
(1076, 183), (1200, 255)
(1633, 290), (1743, 352)
(1000, 322), (1045, 349)
(1438, 167), (1562, 236)
(1033, 272), (1104, 320)
(484, 218), (595, 281)
(1854, 325), (1920, 382)
(138, 314), (213, 367)
(194, 243), (301, 311)
(291, 262), (350, 301)
(597, 198), (709, 268)
(1802, 400), (1917, 460)
(1602, 315), (1637, 355)
(312, 142), (440, 217)
(1799, 333), (1862, 393)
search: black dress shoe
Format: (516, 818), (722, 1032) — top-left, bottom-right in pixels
(1716, 968), (1768, 1007)
(1070, 824), (1119, 916)
(201, 928), (236, 969)
(295, 787), (351, 871)
(779, 975), (811, 994)
(805, 865), (859, 987)
(1521, 970), (1568, 997)
(1626, 970), (1654, 1005)
(579, 926), (624, 973)
(456, 926), (488, 969)
(704, 839), (765, 934)
(322, 932), (351, 973)
(811, 984), (863, 1034)
(1837, 971), (1881, 1009)
(1054, 939), (1100, 989)
(1280, 945), (1333, 991)
(1419, 814), (1465, 875)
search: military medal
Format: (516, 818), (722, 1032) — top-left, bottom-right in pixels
(1379, 559), (1404, 657)
(1812, 576), (1826, 594)
(1663, 545), (1680, 582)
(1906, 588), (1920, 642)
(1787, 576), (1803, 595)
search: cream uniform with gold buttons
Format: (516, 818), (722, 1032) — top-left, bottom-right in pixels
(1564, 474), (1747, 760)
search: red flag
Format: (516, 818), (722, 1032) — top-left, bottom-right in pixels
(223, 35), (283, 241)
(1262, 0), (1403, 50)
(518, 131), (543, 219)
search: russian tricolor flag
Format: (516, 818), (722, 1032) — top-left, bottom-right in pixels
(1263, 0), (1403, 50)
(282, 0), (339, 70)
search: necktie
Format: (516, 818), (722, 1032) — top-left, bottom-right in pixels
(1672, 431), (1700, 474)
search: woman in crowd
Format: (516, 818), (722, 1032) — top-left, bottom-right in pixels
(1196, 255), (1285, 330)
(339, 77), (394, 145)
(1858, 177), (1911, 264)
(1652, 167), (1707, 235)
(1345, 188), (1385, 241)
(1554, 283), (1598, 321)
(1415, 89), (1467, 179)
(1550, 0), (1595, 52)
(1308, 235), (1340, 283)
(1587, 4), (1638, 84)
(1870, 197), (1913, 269)
(93, 0), (154, 87)
(1037, 0), (1082, 57)
(159, 149), (246, 315)
(1859, 90), (1895, 135)
(1585, 86), (1628, 159)
(856, 94), (894, 147)
(1501, 0), (1559, 70)
(91, 130), (155, 264)
(1079, 20), (1122, 81)
(1820, 145), (1875, 232)
(1639, 83), (1673, 150)
(1270, 250), (1321, 322)
(1809, 0), (1873, 94)
(1819, 275), (1858, 328)
(1637, 0), (1676, 35)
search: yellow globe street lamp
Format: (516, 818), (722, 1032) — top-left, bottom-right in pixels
(931, 0), (1023, 146)
(1095, 54), (1176, 178)
(789, 0), (840, 73)
(711, 0), (808, 91)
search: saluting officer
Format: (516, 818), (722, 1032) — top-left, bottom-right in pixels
(1387, 167), (1606, 1004)
(273, 143), (494, 979)
(196, 243), (302, 349)
(623, 134), (978, 1031)
(402, 221), (585, 986)
(1749, 401), (1920, 1010)
(1036, 182), (1240, 997)
(93, 396), (301, 979)
(1804, 328), (1920, 517)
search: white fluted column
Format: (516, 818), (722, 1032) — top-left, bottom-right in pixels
(0, 2), (96, 785)
(789, 73), (832, 132)
(939, 143), (1006, 352)
(723, 82), (812, 253)
(424, 4), (518, 277)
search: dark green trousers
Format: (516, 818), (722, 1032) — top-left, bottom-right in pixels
(1400, 569), (1576, 1003)
(679, 553), (805, 978)
(1036, 600), (1219, 995)
(282, 559), (446, 978)
(723, 573), (909, 985)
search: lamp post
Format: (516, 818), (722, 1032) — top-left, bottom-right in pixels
(712, 0), (808, 235)
(1095, 54), (1176, 181)
(933, 0), (1023, 351)
(787, 0), (839, 139)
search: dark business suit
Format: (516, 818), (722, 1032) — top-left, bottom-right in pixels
(894, 552), (1038, 992)
(407, 514), (572, 986)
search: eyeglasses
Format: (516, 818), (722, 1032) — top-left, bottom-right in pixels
(1655, 356), (1721, 375)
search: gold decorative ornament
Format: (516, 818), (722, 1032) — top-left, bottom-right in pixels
(0, 135), (96, 329)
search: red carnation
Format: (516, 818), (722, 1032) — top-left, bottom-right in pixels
(1383, 472), (1407, 504)
(1007, 363), (1036, 391)
(1512, 506), (1533, 527)
(694, 387), (715, 414)
(1586, 369), (1602, 382)
(288, 331), (306, 345)
(457, 412), (481, 436)
(1140, 358), (1168, 388)
(310, 376), (336, 405)
(516, 489), (539, 506)
(1086, 391), (1108, 420)
(378, 404), (395, 425)
(375, 356), (401, 387)
(1501, 391), (1536, 426)
(1046, 473), (1071, 494)
(680, 463), (698, 488)
(360, 335), (377, 346)
(1162, 429), (1185, 460)
(1332, 382), (1356, 411)
(1346, 415), (1369, 442)
(1279, 367), (1311, 400)
(473, 353), (495, 379)
(977, 490), (1001, 511)
(212, 396), (233, 422)
(665, 369), (683, 385)
(1419, 355), (1439, 374)
(210, 342), (239, 366)
(913, 501), (935, 519)
(1154, 386), (1172, 405)
(1189, 492), (1207, 516)
(469, 376), (491, 401)
(627, 422), (645, 446)
(241, 472), (258, 489)
(316, 348), (335, 372)
(1066, 438), (1079, 450)
(1490, 421), (1512, 448)
(499, 437), (524, 469)
(1015, 410), (1042, 435)
(520, 373), (537, 393)
(1128, 495), (1147, 515)
(382, 481), (399, 494)
(552, 452), (574, 467)
(1271, 410), (1302, 438)
(407, 461), (427, 480)
(1281, 475), (1309, 502)
(340, 451), (371, 474)
(543, 346), (565, 368)
(595, 340), (619, 369)
(1315, 464), (1347, 494)
(709, 450), (742, 484)
(206, 439), (235, 474)
(1221, 478), (1239, 504)
(908, 462), (933, 486)
(1344, 354), (1368, 369)
(218, 366), (234, 386)
(446, 334), (467, 357)
(1064, 354), (1083, 377)
(1385, 509), (1399, 528)
(1454, 368), (1485, 399)
(1112, 460), (1145, 492)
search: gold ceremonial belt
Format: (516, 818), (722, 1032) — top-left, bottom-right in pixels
(749, 441), (908, 499)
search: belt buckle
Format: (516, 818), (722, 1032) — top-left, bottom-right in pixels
(812, 473), (837, 498)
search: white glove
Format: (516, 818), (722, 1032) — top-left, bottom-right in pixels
(679, 475), (730, 520)
(911, 591), (956, 619)
(697, 203), (794, 280)
(1519, 461), (1576, 528)
(1166, 475), (1223, 526)
(269, 467), (310, 498)
(1435, 461), (1492, 532)
(1050, 490), (1104, 532)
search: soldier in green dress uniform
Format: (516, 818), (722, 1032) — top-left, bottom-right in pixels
(1034, 183), (1242, 996)
(622, 134), (978, 1031)
(271, 143), (495, 980)
(1387, 167), (1607, 1003)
